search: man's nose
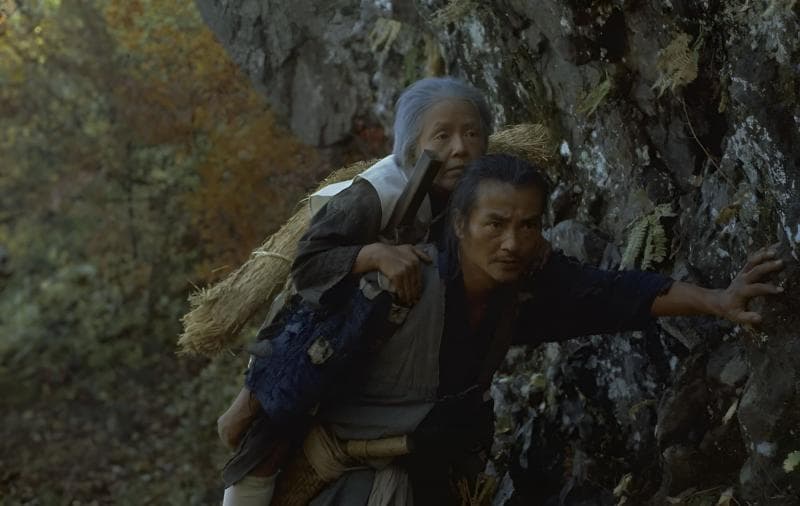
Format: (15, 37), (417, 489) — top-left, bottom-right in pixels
(500, 229), (519, 252)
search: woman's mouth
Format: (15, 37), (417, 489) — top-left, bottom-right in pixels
(495, 258), (522, 269)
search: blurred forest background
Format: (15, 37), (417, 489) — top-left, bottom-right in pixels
(0, 1), (383, 503)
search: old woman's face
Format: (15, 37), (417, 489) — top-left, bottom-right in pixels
(456, 180), (545, 291)
(415, 99), (486, 193)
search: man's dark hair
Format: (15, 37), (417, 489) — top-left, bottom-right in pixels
(449, 154), (550, 219)
(444, 154), (550, 275)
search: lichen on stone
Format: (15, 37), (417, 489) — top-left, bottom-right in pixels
(429, 0), (479, 27)
(368, 18), (403, 57)
(783, 450), (800, 473)
(577, 73), (613, 117)
(577, 143), (611, 189)
(747, 0), (798, 64)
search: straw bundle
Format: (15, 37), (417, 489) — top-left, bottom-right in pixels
(270, 447), (328, 506)
(177, 159), (374, 357)
(487, 123), (553, 164)
(178, 124), (554, 357)
(178, 207), (308, 357)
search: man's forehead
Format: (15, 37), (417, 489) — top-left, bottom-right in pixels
(476, 206), (543, 219)
(473, 182), (544, 215)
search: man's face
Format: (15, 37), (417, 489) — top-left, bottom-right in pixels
(456, 181), (545, 291)
(415, 99), (486, 193)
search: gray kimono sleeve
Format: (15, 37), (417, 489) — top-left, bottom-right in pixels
(291, 179), (383, 305)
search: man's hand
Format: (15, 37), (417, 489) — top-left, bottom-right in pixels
(716, 245), (785, 325)
(353, 243), (432, 305)
(651, 244), (786, 322)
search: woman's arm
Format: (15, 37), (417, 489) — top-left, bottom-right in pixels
(293, 179), (431, 305)
(652, 247), (784, 324)
(353, 243), (431, 304)
(291, 180), (384, 304)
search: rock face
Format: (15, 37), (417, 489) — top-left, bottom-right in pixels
(197, 0), (800, 503)
(195, 0), (434, 146)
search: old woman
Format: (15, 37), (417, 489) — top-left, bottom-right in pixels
(219, 76), (496, 504)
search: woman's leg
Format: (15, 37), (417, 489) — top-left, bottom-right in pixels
(222, 474), (277, 506)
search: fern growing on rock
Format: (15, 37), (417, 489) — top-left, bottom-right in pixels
(620, 204), (676, 271)
(653, 32), (701, 97)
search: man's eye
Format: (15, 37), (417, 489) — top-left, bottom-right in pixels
(434, 132), (449, 141)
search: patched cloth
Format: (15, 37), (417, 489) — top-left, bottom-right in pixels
(244, 289), (394, 429)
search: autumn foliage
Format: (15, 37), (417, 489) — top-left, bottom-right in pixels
(103, 0), (319, 279)
(0, 0), (319, 502)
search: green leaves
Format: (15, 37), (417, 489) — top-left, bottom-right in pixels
(620, 204), (676, 271)
(653, 32), (702, 98)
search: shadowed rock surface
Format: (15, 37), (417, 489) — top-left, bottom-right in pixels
(197, 0), (800, 503)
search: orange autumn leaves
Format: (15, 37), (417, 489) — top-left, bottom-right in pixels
(103, 0), (318, 281)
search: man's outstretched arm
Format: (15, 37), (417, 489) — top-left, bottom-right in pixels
(651, 246), (785, 324)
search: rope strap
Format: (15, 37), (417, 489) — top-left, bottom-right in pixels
(252, 251), (293, 264)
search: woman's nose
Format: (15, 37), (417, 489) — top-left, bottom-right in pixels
(450, 134), (466, 156)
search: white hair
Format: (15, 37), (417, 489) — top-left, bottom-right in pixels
(392, 77), (492, 169)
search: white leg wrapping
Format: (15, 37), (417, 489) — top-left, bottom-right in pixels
(222, 474), (277, 506)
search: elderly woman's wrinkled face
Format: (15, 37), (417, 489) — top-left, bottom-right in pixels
(456, 180), (545, 290)
(415, 99), (486, 193)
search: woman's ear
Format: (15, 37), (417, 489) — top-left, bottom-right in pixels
(453, 211), (466, 240)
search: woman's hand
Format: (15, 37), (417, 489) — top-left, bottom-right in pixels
(716, 245), (785, 325)
(353, 243), (432, 305)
